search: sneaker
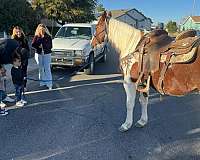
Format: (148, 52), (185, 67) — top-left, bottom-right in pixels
(40, 83), (46, 87)
(16, 101), (24, 107)
(0, 109), (8, 116)
(21, 99), (27, 104)
(48, 87), (52, 90)
(47, 86), (52, 90)
(3, 96), (15, 103)
(0, 102), (6, 108)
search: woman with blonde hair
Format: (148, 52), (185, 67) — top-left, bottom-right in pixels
(11, 26), (29, 91)
(32, 24), (53, 89)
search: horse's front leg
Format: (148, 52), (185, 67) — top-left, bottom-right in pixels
(119, 76), (137, 132)
(135, 92), (149, 128)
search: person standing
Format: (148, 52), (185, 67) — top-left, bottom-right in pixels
(0, 63), (15, 108)
(11, 26), (30, 90)
(32, 24), (53, 89)
(0, 65), (9, 115)
(11, 55), (27, 107)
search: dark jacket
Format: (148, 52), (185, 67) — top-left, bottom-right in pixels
(13, 35), (30, 52)
(31, 33), (52, 54)
(11, 66), (24, 86)
(13, 36), (30, 63)
(0, 39), (19, 64)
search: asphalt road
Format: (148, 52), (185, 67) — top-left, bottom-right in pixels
(1, 47), (200, 160)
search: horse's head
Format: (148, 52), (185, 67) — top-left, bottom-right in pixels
(91, 11), (109, 48)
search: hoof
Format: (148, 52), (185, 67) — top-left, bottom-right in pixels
(135, 122), (146, 128)
(118, 123), (132, 132)
(118, 126), (129, 132)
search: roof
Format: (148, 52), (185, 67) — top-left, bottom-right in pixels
(181, 16), (200, 25)
(109, 8), (153, 23)
(110, 9), (129, 18)
(191, 16), (200, 23)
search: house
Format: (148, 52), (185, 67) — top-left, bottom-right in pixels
(180, 16), (200, 31)
(109, 9), (152, 31)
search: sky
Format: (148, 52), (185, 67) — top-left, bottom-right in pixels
(99, 0), (200, 23)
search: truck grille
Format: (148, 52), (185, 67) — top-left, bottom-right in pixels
(53, 50), (74, 57)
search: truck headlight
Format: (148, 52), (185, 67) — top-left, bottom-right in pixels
(75, 50), (83, 56)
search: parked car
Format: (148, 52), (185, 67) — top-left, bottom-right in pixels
(0, 31), (8, 39)
(51, 23), (107, 74)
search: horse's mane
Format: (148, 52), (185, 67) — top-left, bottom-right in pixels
(108, 18), (142, 58)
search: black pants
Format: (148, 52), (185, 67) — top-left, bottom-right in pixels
(22, 59), (28, 88)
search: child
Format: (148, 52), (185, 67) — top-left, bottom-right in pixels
(0, 65), (8, 115)
(11, 55), (27, 107)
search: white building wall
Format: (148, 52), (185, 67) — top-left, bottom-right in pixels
(116, 15), (137, 27)
(113, 9), (152, 30)
(144, 19), (152, 30)
(129, 10), (151, 30)
(127, 9), (145, 20)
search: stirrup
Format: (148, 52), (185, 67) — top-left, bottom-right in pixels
(137, 81), (147, 90)
(137, 76), (150, 93)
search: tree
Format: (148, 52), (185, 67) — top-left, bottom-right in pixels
(32, 0), (97, 25)
(96, 4), (105, 12)
(166, 21), (178, 33)
(0, 0), (39, 34)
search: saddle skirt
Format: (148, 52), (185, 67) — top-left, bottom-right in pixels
(160, 45), (198, 64)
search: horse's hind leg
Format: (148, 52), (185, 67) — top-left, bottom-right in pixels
(119, 76), (136, 132)
(135, 92), (149, 128)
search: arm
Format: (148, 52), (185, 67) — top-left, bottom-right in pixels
(49, 36), (52, 49)
(46, 35), (52, 49)
(43, 35), (52, 51)
(25, 39), (30, 52)
(31, 36), (42, 50)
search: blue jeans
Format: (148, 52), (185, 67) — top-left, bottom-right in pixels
(0, 90), (6, 102)
(35, 53), (52, 87)
(14, 85), (24, 102)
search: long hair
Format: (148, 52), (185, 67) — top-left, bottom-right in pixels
(11, 26), (25, 39)
(35, 24), (51, 37)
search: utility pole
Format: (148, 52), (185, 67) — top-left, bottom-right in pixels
(192, 0), (196, 16)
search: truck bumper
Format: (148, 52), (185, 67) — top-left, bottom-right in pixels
(51, 56), (86, 67)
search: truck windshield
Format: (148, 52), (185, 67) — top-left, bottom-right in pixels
(55, 26), (92, 39)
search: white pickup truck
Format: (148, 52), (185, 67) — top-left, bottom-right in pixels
(51, 23), (107, 74)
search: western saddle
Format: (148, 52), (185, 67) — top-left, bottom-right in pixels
(136, 29), (200, 94)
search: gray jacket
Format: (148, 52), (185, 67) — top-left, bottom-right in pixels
(0, 76), (6, 91)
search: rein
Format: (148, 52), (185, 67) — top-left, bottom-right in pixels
(92, 18), (108, 46)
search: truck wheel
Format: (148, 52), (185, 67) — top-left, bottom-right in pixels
(84, 53), (95, 75)
(51, 65), (55, 71)
(99, 46), (107, 63)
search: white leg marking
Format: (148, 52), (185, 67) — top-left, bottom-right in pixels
(119, 76), (136, 132)
(135, 92), (149, 128)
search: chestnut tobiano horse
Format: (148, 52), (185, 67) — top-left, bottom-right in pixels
(92, 14), (200, 132)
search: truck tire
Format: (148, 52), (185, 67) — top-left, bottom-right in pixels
(51, 65), (55, 71)
(84, 53), (95, 75)
(99, 46), (107, 63)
